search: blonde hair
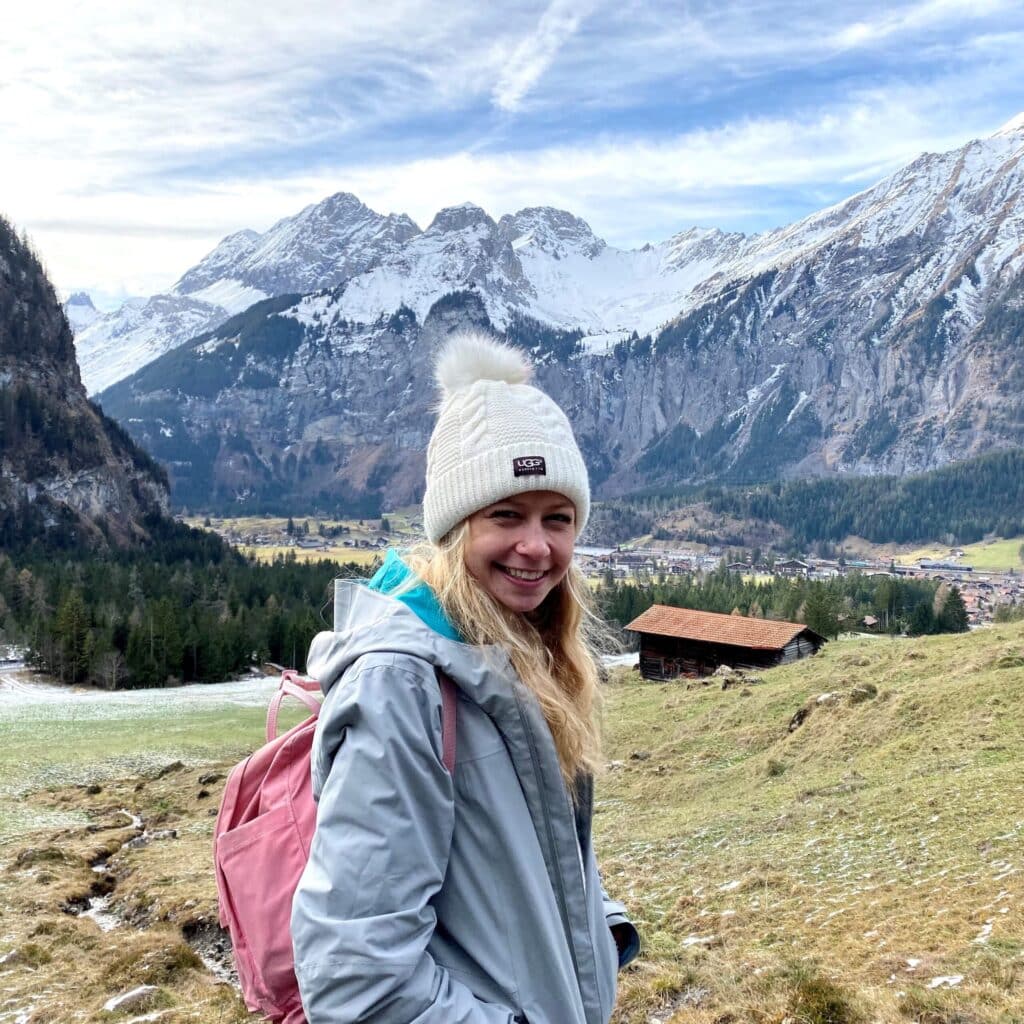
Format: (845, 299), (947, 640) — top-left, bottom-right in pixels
(403, 525), (604, 793)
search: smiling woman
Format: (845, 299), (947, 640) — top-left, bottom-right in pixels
(290, 330), (638, 1024)
(463, 490), (576, 612)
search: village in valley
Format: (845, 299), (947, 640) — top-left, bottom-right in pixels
(190, 512), (1024, 633)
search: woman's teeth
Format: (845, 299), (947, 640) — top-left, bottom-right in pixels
(502, 566), (545, 580)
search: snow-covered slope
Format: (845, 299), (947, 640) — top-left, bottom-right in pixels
(324, 202), (750, 340)
(75, 193), (421, 394)
(63, 291), (100, 332)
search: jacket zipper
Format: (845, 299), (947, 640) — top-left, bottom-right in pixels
(513, 691), (584, 1000)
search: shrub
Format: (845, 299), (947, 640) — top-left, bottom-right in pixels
(848, 682), (878, 704)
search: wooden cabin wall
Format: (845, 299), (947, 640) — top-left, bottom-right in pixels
(637, 633), (822, 680)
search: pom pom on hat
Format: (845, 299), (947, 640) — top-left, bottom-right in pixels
(435, 330), (532, 395)
(423, 329), (590, 543)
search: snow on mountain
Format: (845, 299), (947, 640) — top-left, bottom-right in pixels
(995, 111), (1024, 137)
(63, 291), (99, 332)
(324, 202), (750, 339)
(724, 117), (1024, 289)
(510, 220), (747, 336)
(82, 113), (1024, 401)
(78, 294), (223, 396)
(76, 193), (422, 394)
(324, 203), (530, 327)
(173, 192), (419, 297)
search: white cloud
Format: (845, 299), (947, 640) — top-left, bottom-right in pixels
(2, 1), (1023, 298)
(830, 0), (1013, 48)
(335, 97), (978, 239)
(492, 0), (592, 111)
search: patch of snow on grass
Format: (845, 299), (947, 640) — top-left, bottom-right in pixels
(927, 975), (963, 989)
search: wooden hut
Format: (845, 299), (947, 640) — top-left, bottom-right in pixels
(625, 605), (826, 681)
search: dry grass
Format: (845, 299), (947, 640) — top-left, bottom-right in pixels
(238, 543), (382, 566)
(1, 625), (1021, 1022)
(0, 766), (252, 1022)
(599, 624), (1024, 1023)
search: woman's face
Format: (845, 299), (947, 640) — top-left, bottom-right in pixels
(464, 490), (576, 613)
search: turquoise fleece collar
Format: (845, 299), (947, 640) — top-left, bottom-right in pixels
(365, 549), (462, 643)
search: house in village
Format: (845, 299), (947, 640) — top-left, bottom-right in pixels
(774, 558), (812, 577)
(625, 604), (827, 681)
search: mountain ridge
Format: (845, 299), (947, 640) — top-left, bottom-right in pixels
(95, 116), (1024, 512)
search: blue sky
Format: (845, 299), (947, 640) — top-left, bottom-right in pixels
(2, 0), (1023, 307)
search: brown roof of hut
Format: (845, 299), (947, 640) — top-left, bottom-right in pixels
(624, 605), (823, 650)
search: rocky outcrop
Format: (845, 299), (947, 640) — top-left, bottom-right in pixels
(0, 216), (169, 548)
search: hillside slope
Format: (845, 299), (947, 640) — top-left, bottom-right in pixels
(0, 216), (169, 548)
(601, 624), (1024, 1023)
(0, 625), (1020, 1022)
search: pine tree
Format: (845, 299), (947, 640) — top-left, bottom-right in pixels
(54, 588), (90, 684)
(939, 587), (969, 633)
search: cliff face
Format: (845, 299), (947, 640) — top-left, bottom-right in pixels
(95, 120), (1024, 513)
(0, 216), (169, 548)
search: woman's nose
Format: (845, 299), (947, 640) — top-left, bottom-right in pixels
(515, 522), (550, 558)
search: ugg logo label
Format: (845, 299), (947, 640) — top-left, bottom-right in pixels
(513, 456), (547, 477)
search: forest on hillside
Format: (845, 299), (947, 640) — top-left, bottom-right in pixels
(0, 530), (368, 688)
(699, 449), (1024, 546)
(597, 566), (969, 640)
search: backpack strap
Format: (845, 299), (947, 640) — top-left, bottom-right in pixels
(266, 670), (323, 742)
(438, 670), (457, 774)
(268, 667), (457, 771)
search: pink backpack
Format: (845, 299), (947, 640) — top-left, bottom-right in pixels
(214, 668), (457, 1024)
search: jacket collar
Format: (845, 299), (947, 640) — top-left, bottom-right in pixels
(365, 549), (461, 642)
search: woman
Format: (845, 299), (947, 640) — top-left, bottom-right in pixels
(291, 330), (639, 1023)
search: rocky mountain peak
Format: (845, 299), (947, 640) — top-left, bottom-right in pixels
(498, 207), (606, 259)
(64, 291), (100, 332)
(426, 203), (496, 234)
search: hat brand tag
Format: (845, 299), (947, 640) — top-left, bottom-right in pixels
(513, 456), (547, 477)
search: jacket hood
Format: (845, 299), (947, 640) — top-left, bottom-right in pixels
(306, 576), (513, 701)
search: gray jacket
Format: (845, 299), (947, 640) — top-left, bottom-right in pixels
(291, 582), (637, 1024)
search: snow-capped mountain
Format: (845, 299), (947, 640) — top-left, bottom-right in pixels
(63, 290), (100, 331)
(79, 195), (757, 395)
(305, 201), (753, 341)
(74, 193), (421, 394)
(174, 192), (420, 297)
(97, 115), (1024, 512)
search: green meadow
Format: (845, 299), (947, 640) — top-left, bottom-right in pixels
(1, 623), (1022, 1022)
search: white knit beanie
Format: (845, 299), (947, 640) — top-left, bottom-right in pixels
(423, 330), (590, 543)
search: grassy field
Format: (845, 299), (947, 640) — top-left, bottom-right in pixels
(0, 677), (308, 844)
(184, 513), (403, 567)
(238, 543), (382, 566)
(599, 625), (1024, 1023)
(1, 626), (1022, 1023)
(892, 537), (1024, 573)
